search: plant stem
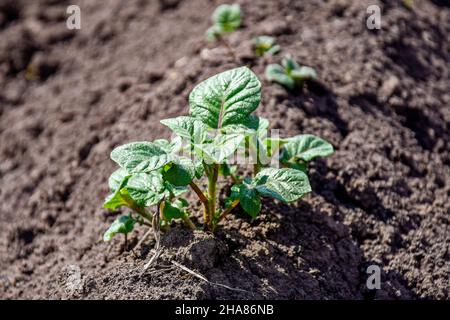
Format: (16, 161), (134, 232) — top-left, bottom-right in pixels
(253, 163), (261, 176)
(189, 181), (210, 227)
(207, 164), (219, 230)
(182, 215), (197, 230)
(132, 204), (153, 222)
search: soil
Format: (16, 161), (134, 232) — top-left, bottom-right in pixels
(0, 0), (449, 299)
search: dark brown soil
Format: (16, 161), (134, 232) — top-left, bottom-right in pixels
(0, 0), (449, 299)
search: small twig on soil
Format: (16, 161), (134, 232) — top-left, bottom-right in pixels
(171, 260), (252, 294)
(141, 200), (164, 275)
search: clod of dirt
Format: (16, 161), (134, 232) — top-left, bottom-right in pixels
(161, 229), (228, 272)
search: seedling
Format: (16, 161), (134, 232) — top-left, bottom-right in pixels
(205, 4), (241, 60)
(102, 67), (333, 242)
(265, 56), (317, 90)
(252, 36), (280, 57)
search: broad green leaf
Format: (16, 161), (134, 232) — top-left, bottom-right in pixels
(153, 138), (182, 154)
(195, 133), (244, 164)
(162, 157), (195, 186)
(230, 183), (261, 218)
(254, 168), (311, 202)
(110, 141), (173, 173)
(108, 168), (130, 192)
(103, 215), (135, 242)
(130, 153), (174, 173)
(212, 4), (241, 33)
(162, 200), (186, 222)
(160, 116), (208, 144)
(265, 64), (295, 90)
(103, 172), (131, 210)
(126, 172), (165, 207)
(176, 198), (189, 207)
(280, 134), (334, 162)
(255, 117), (270, 140)
(291, 66), (317, 81)
(189, 67), (261, 129)
(163, 182), (189, 197)
(221, 124), (256, 136)
(103, 190), (129, 210)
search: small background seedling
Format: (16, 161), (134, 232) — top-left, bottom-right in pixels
(205, 4), (241, 61)
(252, 36), (280, 57)
(265, 56), (317, 90)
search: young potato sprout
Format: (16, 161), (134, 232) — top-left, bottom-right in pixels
(265, 56), (317, 90)
(102, 67), (333, 243)
(205, 4), (241, 60)
(252, 36), (280, 57)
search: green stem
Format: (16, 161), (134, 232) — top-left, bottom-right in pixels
(189, 181), (210, 227)
(207, 164), (219, 230)
(253, 163), (261, 176)
(131, 204), (153, 222)
(182, 215), (197, 230)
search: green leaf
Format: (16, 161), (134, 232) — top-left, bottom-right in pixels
(126, 172), (165, 206)
(205, 25), (221, 41)
(219, 163), (237, 177)
(282, 57), (300, 74)
(176, 198), (189, 208)
(189, 67), (261, 129)
(253, 36), (279, 56)
(291, 66), (317, 81)
(162, 157), (195, 186)
(265, 64), (295, 90)
(230, 183), (261, 218)
(254, 117), (270, 140)
(108, 168), (130, 192)
(103, 190), (129, 210)
(195, 133), (244, 164)
(110, 141), (173, 173)
(103, 172), (131, 210)
(152, 138), (182, 153)
(103, 215), (135, 242)
(212, 4), (241, 33)
(162, 200), (186, 222)
(164, 182), (189, 198)
(280, 134), (334, 162)
(160, 116), (208, 144)
(194, 159), (205, 179)
(254, 168), (311, 202)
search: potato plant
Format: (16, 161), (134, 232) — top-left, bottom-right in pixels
(266, 56), (317, 90)
(102, 67), (333, 242)
(205, 4), (241, 60)
(252, 36), (280, 57)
